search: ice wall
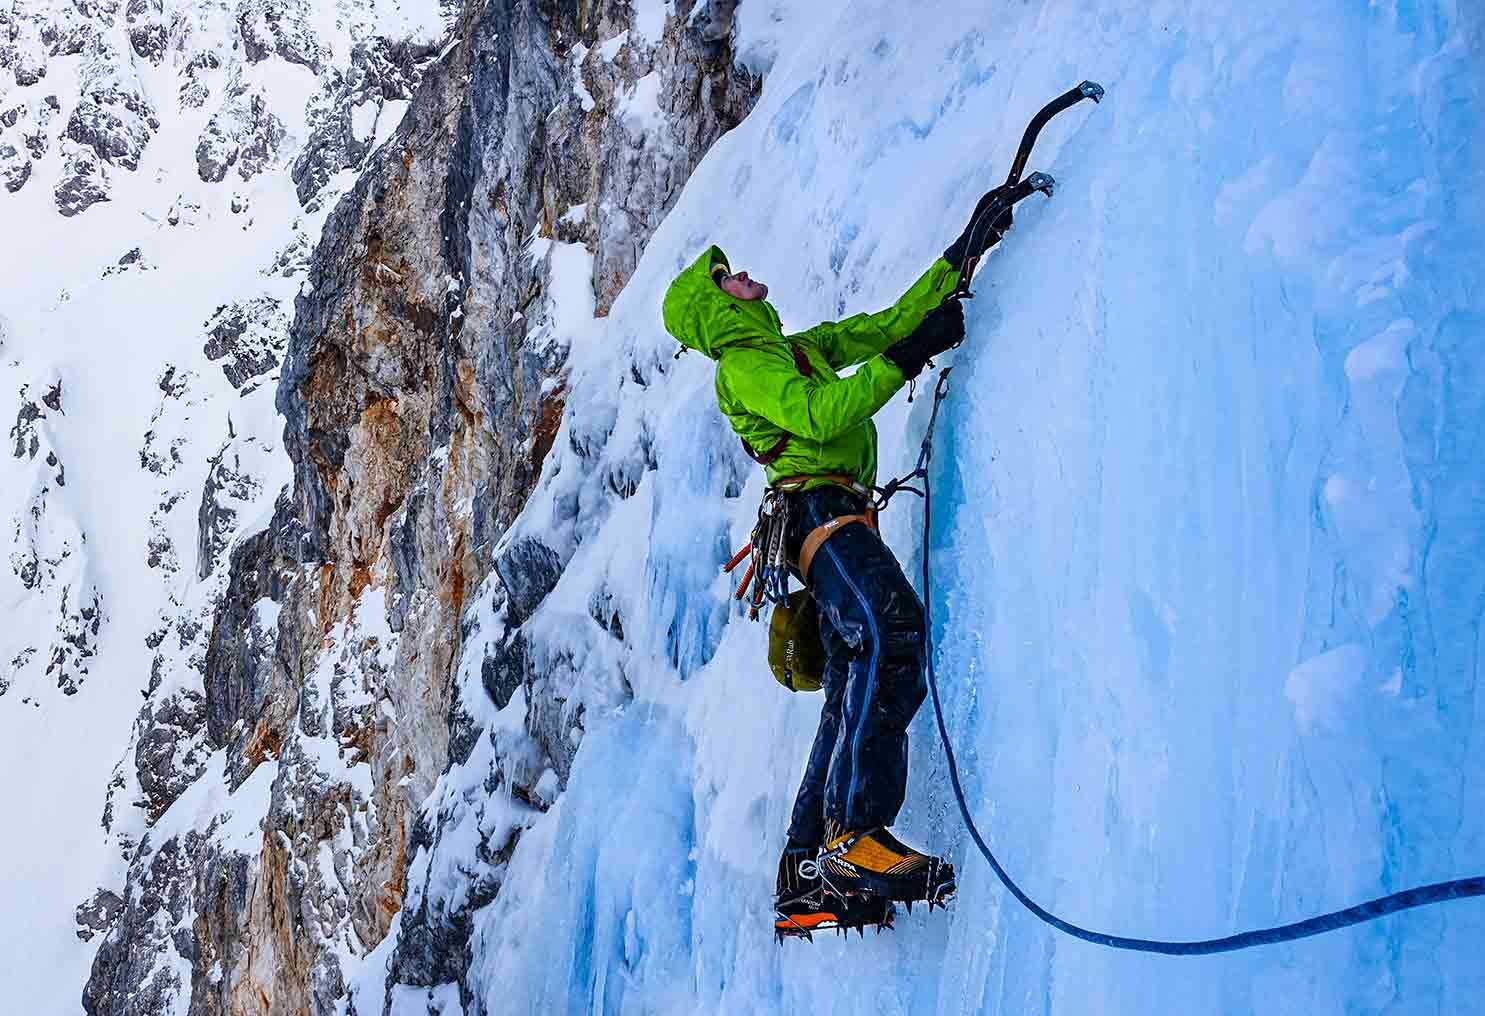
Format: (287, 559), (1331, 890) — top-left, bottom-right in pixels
(403, 2), (1483, 1013)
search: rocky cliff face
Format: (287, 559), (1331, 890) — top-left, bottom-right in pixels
(77, 2), (757, 1014)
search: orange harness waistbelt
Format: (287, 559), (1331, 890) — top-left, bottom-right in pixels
(797, 513), (878, 584)
(771, 475), (880, 585)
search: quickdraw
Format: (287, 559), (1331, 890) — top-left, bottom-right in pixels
(724, 488), (792, 620)
(721, 360), (954, 620)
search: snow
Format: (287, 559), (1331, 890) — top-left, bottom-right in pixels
(569, 43), (596, 114)
(619, 72), (665, 132)
(0, 172), (298, 1004)
(445, 2), (1482, 1013)
(251, 596), (283, 634)
(629, 0), (669, 44)
(374, 100), (412, 150)
(389, 983), (464, 1016)
(373, 0), (451, 51)
(0, 0), (445, 1009)
(351, 100), (379, 142)
(145, 753), (279, 866)
(1344, 319), (1413, 382)
(525, 238), (597, 356)
(597, 31), (630, 62)
(1285, 645), (1368, 735)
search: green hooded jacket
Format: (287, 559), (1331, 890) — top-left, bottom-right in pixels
(662, 245), (959, 491)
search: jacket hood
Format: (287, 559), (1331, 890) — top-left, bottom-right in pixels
(663, 244), (785, 359)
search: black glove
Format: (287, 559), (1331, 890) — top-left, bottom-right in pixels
(943, 188), (1014, 270)
(884, 299), (965, 380)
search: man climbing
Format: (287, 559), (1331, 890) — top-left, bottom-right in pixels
(662, 192), (1014, 938)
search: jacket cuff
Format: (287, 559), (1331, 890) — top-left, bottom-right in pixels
(874, 351), (908, 386)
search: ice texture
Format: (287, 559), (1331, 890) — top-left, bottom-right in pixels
(446, 2), (1484, 1013)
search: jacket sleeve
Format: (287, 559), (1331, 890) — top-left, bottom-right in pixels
(801, 257), (960, 370)
(718, 346), (905, 443)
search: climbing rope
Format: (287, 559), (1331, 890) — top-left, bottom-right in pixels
(891, 367), (1485, 955)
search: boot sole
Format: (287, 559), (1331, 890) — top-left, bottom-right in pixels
(775, 895), (895, 941)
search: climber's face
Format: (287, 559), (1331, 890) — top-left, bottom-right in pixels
(718, 269), (768, 301)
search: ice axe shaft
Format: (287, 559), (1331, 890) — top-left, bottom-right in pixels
(1003, 80), (1103, 190)
(952, 173), (1057, 297)
(951, 79), (1105, 298)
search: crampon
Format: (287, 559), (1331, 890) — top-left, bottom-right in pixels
(774, 888), (897, 943)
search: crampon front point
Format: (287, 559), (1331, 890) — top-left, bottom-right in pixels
(774, 890), (898, 943)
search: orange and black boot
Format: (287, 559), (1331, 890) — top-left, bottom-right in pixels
(774, 843), (894, 942)
(817, 822), (956, 909)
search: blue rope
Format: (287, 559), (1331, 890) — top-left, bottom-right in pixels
(903, 368), (1485, 955)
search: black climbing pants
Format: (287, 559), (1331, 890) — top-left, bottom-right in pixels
(784, 485), (928, 845)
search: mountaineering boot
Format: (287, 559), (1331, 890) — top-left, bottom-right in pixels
(818, 822), (956, 906)
(775, 843), (895, 942)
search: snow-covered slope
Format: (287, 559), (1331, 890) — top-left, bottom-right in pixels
(374, 2), (1484, 1013)
(0, 0), (447, 1009)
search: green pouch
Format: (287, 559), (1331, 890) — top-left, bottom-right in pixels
(768, 589), (825, 692)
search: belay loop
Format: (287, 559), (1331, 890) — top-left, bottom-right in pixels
(909, 368), (1485, 954)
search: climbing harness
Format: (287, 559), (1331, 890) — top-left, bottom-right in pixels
(723, 473), (877, 619)
(902, 372), (1485, 954)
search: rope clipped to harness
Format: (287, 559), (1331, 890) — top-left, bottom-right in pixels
(724, 476), (879, 619)
(907, 367), (1485, 954)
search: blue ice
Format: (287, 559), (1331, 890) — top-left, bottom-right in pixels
(444, 2), (1485, 1013)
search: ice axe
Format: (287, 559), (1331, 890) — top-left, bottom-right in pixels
(951, 80), (1104, 299)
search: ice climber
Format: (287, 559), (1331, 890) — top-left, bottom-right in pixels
(662, 192), (1015, 937)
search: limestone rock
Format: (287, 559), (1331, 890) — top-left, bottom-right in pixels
(236, 0), (328, 71)
(75, 889), (125, 942)
(83, 0), (761, 1011)
(201, 296), (287, 391)
(124, 0), (165, 63)
(290, 36), (431, 209)
(65, 40), (159, 171)
(49, 584), (105, 694)
(10, 385), (44, 460)
(138, 688), (211, 819)
(54, 144), (109, 215)
(0, 141), (30, 192)
(11, 21), (48, 86)
(196, 78), (286, 183)
(196, 440), (265, 580)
